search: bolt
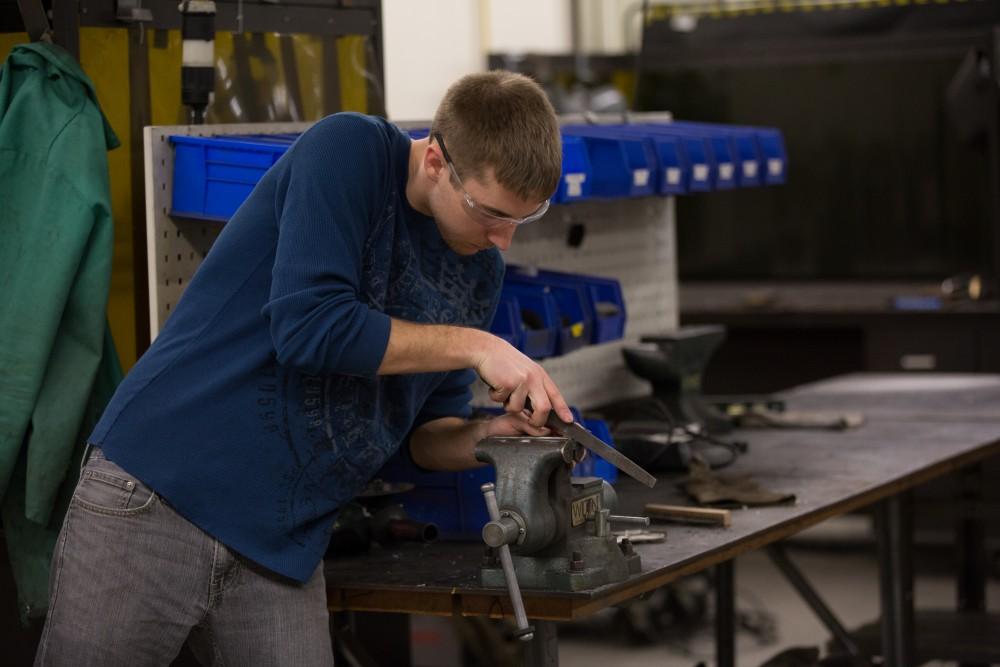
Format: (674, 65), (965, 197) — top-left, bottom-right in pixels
(482, 546), (498, 568)
(619, 538), (634, 556)
(569, 551), (585, 572)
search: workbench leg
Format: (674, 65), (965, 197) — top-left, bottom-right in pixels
(876, 493), (915, 667)
(715, 560), (735, 667)
(523, 619), (559, 667)
(766, 544), (860, 658)
(958, 465), (988, 667)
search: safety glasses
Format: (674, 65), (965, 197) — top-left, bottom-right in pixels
(433, 132), (550, 228)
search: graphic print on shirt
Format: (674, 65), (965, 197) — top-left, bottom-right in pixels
(266, 196), (500, 552)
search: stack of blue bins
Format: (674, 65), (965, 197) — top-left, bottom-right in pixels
(560, 121), (787, 197)
(375, 408), (619, 541)
(168, 120), (785, 222)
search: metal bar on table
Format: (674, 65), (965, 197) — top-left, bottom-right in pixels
(876, 493), (915, 667)
(715, 559), (735, 667)
(766, 544), (861, 658)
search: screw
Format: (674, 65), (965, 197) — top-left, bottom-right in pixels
(482, 546), (498, 568)
(569, 551), (585, 572)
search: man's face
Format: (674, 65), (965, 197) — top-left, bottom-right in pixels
(426, 141), (550, 256)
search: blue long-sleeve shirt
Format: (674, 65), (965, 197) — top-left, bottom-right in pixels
(91, 113), (504, 581)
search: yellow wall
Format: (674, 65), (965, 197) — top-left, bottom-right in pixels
(0, 33), (27, 59)
(78, 28), (137, 371)
(2, 31), (137, 370)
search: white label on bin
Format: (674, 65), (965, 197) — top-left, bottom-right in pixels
(665, 167), (681, 186)
(693, 164), (709, 181)
(768, 158), (783, 176)
(633, 168), (650, 187)
(563, 172), (586, 198)
(743, 160), (758, 178)
(719, 163), (734, 180)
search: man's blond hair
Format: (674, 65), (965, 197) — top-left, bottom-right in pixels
(430, 71), (561, 202)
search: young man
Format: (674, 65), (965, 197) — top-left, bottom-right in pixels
(36, 71), (572, 666)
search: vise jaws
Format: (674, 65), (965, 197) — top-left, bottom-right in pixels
(475, 436), (650, 640)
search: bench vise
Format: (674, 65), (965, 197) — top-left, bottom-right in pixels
(475, 436), (649, 640)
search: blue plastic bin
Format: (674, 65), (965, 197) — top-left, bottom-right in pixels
(504, 272), (591, 355)
(510, 267), (626, 344)
(171, 135), (292, 221)
(554, 135), (592, 203)
(561, 126), (657, 198)
(488, 297), (523, 348)
(752, 128), (788, 185)
(500, 283), (559, 359)
(591, 126), (689, 196)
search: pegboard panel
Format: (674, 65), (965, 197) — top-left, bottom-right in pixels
(144, 121), (313, 339)
(501, 197), (677, 340)
(471, 197), (676, 410)
(146, 119), (679, 410)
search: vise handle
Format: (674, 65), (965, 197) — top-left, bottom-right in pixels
(481, 483), (534, 641)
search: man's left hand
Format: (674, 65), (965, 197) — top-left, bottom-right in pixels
(482, 412), (551, 439)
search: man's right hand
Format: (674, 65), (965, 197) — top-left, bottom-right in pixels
(473, 336), (573, 428)
(378, 319), (573, 427)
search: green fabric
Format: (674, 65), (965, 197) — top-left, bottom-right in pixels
(0, 41), (122, 621)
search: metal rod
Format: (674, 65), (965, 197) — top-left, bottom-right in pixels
(481, 483), (533, 641)
(608, 515), (651, 527)
(766, 544), (860, 657)
(876, 493), (915, 667)
(715, 559), (735, 667)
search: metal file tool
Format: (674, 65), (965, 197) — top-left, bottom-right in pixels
(518, 396), (657, 488)
(544, 412), (658, 488)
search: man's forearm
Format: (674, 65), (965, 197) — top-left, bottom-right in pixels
(409, 417), (488, 471)
(377, 318), (492, 375)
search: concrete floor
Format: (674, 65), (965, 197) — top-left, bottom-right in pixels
(555, 518), (1000, 667)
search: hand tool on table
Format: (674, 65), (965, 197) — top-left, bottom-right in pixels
(644, 503), (732, 527)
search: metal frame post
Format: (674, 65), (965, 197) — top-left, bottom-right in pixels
(715, 559), (735, 667)
(875, 492), (915, 667)
(766, 544), (861, 659)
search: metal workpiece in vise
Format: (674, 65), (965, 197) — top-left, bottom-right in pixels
(476, 436), (650, 641)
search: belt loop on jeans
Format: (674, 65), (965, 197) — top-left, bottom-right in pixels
(79, 443), (95, 481)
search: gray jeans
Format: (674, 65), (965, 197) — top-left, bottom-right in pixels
(35, 448), (334, 667)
